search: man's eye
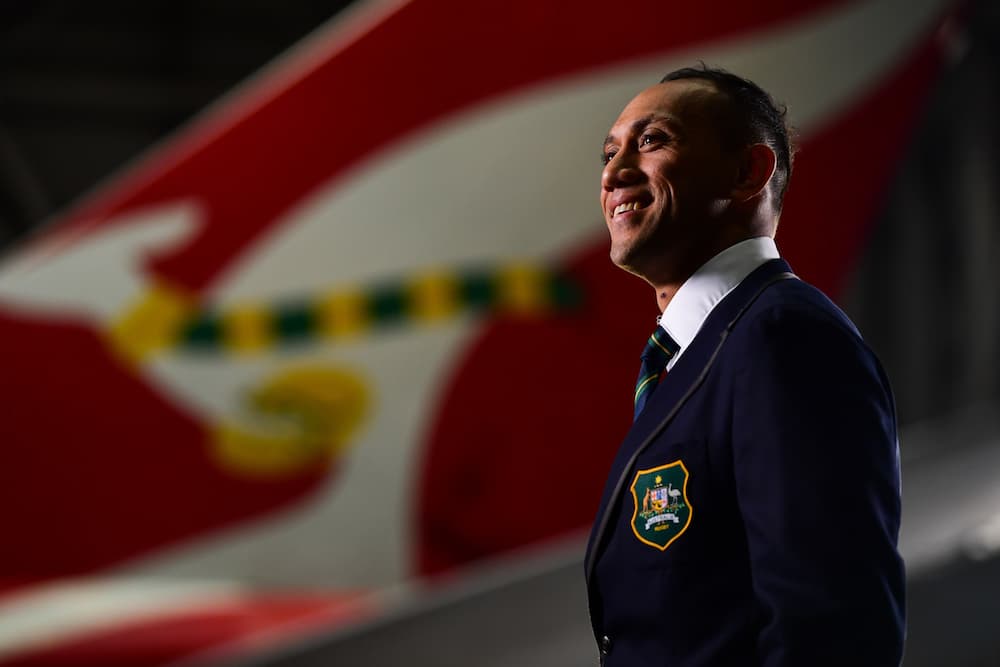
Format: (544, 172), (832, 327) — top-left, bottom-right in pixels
(640, 131), (668, 146)
(602, 150), (617, 165)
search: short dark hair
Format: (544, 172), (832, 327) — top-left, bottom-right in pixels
(661, 65), (795, 211)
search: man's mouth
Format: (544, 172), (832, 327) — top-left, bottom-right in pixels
(613, 200), (647, 216)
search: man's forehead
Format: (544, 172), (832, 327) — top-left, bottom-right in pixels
(611, 79), (722, 132)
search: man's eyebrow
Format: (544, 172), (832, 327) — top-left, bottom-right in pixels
(603, 113), (682, 147)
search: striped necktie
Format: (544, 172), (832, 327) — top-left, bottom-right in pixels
(633, 327), (680, 421)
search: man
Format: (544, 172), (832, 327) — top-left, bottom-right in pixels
(584, 66), (905, 666)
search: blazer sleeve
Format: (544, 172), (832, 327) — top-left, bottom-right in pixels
(731, 302), (905, 667)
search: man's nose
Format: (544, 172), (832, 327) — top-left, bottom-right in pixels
(601, 150), (642, 191)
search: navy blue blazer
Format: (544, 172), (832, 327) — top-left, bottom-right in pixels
(585, 258), (905, 666)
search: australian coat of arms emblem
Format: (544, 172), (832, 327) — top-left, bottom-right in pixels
(629, 460), (692, 550)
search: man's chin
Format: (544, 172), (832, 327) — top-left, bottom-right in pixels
(608, 244), (633, 272)
(610, 246), (653, 281)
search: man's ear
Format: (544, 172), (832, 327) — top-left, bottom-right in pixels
(732, 143), (776, 202)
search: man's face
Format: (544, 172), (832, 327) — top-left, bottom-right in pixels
(600, 80), (736, 284)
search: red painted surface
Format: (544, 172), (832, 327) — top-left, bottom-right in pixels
(58, 0), (848, 293)
(0, 309), (331, 577)
(0, 0), (870, 581)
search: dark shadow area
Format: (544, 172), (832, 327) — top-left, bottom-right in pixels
(0, 0), (353, 248)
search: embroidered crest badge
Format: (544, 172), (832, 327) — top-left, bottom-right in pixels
(629, 460), (692, 550)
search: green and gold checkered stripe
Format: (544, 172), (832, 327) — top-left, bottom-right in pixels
(109, 263), (583, 362)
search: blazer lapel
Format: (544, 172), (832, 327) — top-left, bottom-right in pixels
(584, 258), (793, 582)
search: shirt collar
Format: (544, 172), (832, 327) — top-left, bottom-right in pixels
(659, 237), (780, 355)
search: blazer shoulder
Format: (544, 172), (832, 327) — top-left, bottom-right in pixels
(740, 277), (863, 342)
(723, 275), (898, 428)
(723, 277), (887, 384)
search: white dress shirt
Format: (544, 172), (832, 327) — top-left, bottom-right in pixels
(659, 237), (780, 370)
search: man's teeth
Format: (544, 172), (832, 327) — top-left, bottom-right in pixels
(614, 201), (644, 215)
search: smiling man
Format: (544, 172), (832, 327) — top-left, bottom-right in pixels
(584, 67), (905, 666)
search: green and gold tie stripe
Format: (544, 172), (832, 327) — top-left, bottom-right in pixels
(633, 327), (680, 421)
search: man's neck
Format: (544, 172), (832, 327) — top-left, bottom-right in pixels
(650, 225), (777, 313)
(654, 285), (680, 313)
(651, 234), (779, 314)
